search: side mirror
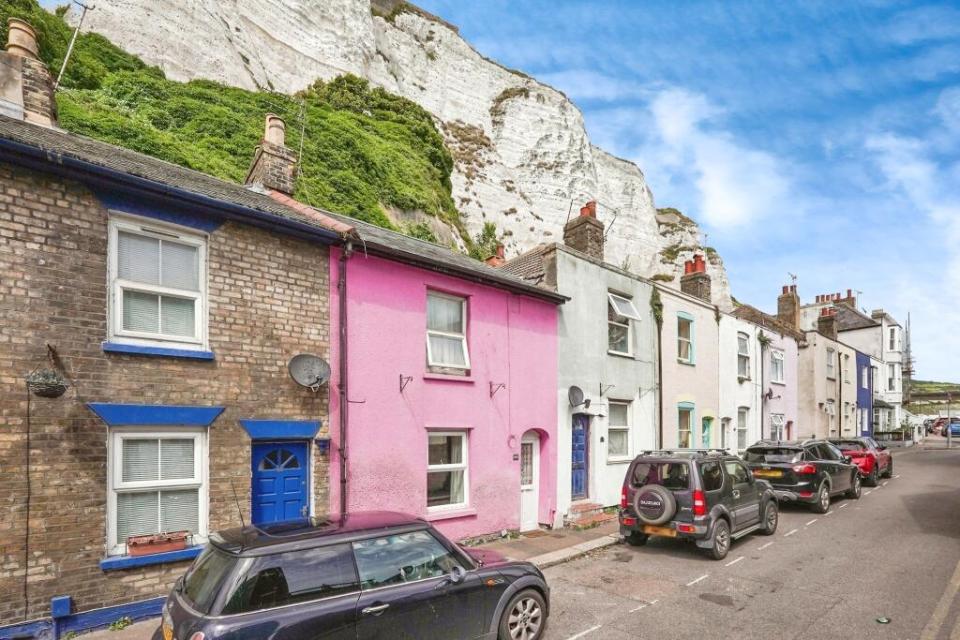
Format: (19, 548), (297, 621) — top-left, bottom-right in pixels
(450, 565), (467, 584)
(843, 455), (853, 464)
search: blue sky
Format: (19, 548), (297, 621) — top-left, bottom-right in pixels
(419, 0), (960, 382)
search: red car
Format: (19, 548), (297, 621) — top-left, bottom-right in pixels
(933, 417), (948, 435)
(828, 438), (893, 486)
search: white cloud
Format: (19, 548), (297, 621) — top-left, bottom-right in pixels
(536, 69), (649, 102)
(643, 88), (791, 228)
(935, 86), (960, 133)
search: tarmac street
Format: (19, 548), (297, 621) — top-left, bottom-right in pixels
(542, 445), (960, 640)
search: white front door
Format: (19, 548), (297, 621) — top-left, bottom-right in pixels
(520, 433), (540, 532)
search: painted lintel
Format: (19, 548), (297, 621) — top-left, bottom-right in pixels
(240, 419), (322, 440)
(88, 403), (225, 427)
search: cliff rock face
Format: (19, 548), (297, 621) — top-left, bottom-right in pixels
(72, 0), (732, 308)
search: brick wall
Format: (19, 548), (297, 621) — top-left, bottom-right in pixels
(0, 161), (331, 623)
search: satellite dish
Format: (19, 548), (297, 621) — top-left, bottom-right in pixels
(568, 385), (590, 409)
(288, 353), (331, 392)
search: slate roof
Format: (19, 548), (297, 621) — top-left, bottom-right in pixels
(834, 304), (878, 331)
(732, 304), (805, 341)
(0, 115), (564, 303)
(499, 244), (554, 287)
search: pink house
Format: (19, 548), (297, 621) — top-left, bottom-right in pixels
(326, 222), (563, 541)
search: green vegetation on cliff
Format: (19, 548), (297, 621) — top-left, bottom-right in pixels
(2, 0), (462, 238)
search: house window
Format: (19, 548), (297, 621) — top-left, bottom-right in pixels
(737, 332), (750, 378)
(888, 363), (896, 391)
(678, 406), (693, 448)
(872, 366), (879, 393)
(427, 432), (468, 510)
(678, 315), (694, 364)
(426, 292), (470, 372)
(770, 414), (785, 440)
(873, 407), (881, 430)
(607, 293), (641, 356)
(826, 348), (836, 379)
(843, 354), (851, 383)
(108, 429), (206, 556)
(720, 417), (730, 449)
(607, 401), (630, 460)
(826, 400), (836, 433)
(108, 216), (207, 349)
(889, 327), (897, 351)
(861, 365), (869, 389)
(737, 407), (749, 450)
(771, 350), (785, 384)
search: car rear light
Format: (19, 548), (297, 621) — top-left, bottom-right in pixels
(677, 523), (695, 533)
(189, 634), (205, 640)
(620, 485), (628, 509)
(798, 490), (813, 498)
(693, 490), (707, 516)
(792, 464), (817, 475)
(622, 516), (637, 526)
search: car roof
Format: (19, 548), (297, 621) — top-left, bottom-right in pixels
(211, 511), (430, 556)
(747, 439), (824, 449)
(632, 449), (737, 461)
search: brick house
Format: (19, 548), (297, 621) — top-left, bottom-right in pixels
(0, 22), (355, 636)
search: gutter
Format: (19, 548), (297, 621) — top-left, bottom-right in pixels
(0, 137), (343, 244)
(338, 242), (353, 519)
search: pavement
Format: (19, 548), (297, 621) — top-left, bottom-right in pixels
(541, 442), (960, 639)
(75, 440), (959, 640)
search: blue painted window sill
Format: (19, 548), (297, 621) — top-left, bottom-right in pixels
(100, 546), (202, 571)
(103, 342), (215, 361)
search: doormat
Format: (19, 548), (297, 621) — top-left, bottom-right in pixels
(522, 530), (549, 538)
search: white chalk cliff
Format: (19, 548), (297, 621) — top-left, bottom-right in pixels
(72, 0), (732, 308)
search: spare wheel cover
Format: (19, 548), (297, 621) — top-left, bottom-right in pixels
(633, 485), (676, 525)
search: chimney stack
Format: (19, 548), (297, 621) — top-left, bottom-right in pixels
(817, 306), (838, 340)
(777, 284), (800, 329)
(245, 114), (298, 195)
(680, 254), (711, 302)
(485, 243), (505, 267)
(0, 18), (57, 127)
(563, 200), (605, 261)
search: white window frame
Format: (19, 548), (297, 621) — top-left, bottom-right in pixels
(108, 215), (208, 350)
(607, 293), (640, 357)
(771, 350), (785, 384)
(770, 413), (785, 440)
(826, 348), (836, 379)
(678, 407), (693, 448)
(426, 431), (469, 512)
(889, 327), (897, 351)
(843, 354), (851, 384)
(425, 291), (471, 370)
(737, 332), (750, 379)
(677, 316), (694, 364)
(861, 365), (869, 389)
(888, 363), (896, 391)
(606, 400), (631, 461)
(106, 428), (208, 556)
(737, 407), (749, 451)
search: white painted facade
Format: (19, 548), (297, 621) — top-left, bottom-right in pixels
(718, 315), (764, 452)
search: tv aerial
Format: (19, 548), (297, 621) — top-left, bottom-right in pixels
(288, 353), (331, 392)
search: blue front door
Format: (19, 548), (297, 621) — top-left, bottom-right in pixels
(572, 415), (589, 499)
(251, 442), (308, 525)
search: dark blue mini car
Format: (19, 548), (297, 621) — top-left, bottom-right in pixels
(159, 511), (549, 640)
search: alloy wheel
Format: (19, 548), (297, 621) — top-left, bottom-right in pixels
(766, 504), (778, 531)
(716, 525), (730, 555)
(820, 486), (829, 511)
(508, 596), (543, 640)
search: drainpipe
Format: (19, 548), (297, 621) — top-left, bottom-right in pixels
(338, 241), (353, 519)
(656, 317), (664, 449)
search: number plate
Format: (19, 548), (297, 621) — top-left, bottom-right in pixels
(754, 469), (783, 478)
(162, 624), (173, 640)
(642, 525), (677, 537)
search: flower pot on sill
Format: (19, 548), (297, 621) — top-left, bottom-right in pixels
(127, 531), (189, 557)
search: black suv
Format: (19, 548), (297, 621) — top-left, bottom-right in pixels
(159, 512), (550, 640)
(618, 450), (779, 560)
(742, 439), (862, 513)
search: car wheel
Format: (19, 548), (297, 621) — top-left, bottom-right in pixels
(865, 465), (879, 487)
(811, 482), (830, 513)
(624, 532), (648, 546)
(706, 519), (730, 560)
(760, 500), (779, 535)
(883, 458), (893, 479)
(845, 472), (861, 499)
(499, 589), (546, 640)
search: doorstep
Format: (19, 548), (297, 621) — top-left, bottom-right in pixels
(474, 520), (620, 568)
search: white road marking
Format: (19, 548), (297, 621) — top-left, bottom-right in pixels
(839, 503), (849, 509)
(920, 557), (960, 640)
(629, 603), (647, 613)
(686, 574), (709, 586)
(725, 556), (745, 567)
(894, 474), (901, 479)
(650, 599), (659, 604)
(758, 541), (774, 550)
(825, 510), (834, 516)
(566, 625), (603, 640)
(784, 528), (799, 537)
(806, 518), (818, 526)
(865, 490), (873, 495)
(882, 481), (888, 486)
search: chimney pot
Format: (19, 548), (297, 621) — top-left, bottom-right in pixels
(6, 18), (39, 60)
(563, 201), (604, 260)
(264, 114), (286, 146)
(681, 254), (711, 301)
(782, 285), (789, 294)
(846, 288), (852, 298)
(580, 200), (597, 217)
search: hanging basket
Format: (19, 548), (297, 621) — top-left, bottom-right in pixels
(26, 369), (68, 398)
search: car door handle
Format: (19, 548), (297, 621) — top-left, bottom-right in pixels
(732, 490), (740, 498)
(362, 604), (390, 616)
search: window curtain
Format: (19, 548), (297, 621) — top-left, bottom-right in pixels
(427, 296), (465, 366)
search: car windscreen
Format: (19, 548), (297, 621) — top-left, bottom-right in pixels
(631, 462), (690, 489)
(832, 441), (866, 451)
(743, 448), (803, 464)
(182, 546), (239, 614)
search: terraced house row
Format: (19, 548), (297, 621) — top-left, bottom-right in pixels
(0, 22), (906, 637)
